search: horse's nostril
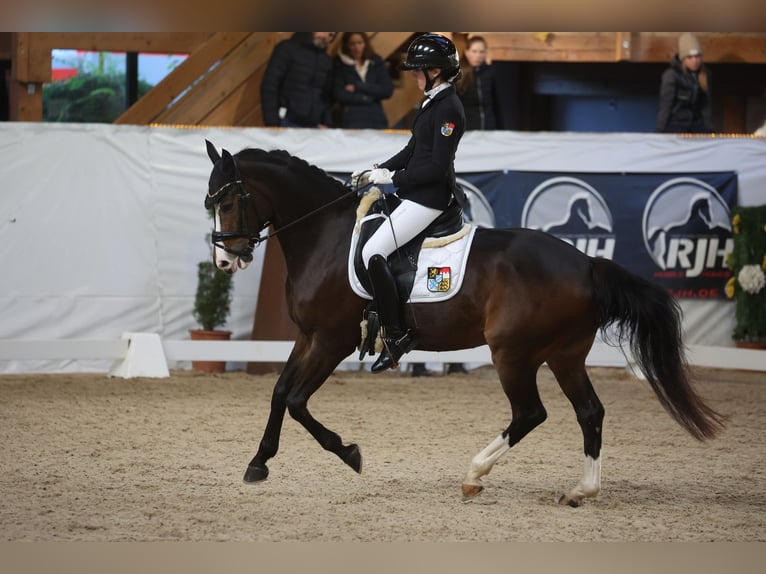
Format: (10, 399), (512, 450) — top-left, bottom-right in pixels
(219, 260), (229, 268)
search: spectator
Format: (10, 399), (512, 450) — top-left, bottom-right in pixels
(333, 32), (393, 129)
(656, 32), (713, 133)
(457, 36), (500, 130)
(261, 32), (336, 128)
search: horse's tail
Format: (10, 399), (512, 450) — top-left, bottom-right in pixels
(591, 258), (725, 440)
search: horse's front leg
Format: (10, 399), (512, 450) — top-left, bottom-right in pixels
(243, 335), (360, 483)
(244, 336), (311, 483)
(283, 337), (362, 473)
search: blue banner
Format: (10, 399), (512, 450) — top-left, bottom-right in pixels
(457, 171), (738, 299)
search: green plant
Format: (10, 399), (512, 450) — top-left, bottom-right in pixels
(43, 71), (152, 123)
(725, 204), (766, 342)
(192, 260), (233, 331)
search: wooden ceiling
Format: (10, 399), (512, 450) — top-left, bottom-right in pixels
(4, 32), (766, 125)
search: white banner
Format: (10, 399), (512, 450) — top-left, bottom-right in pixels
(1, 123), (764, 372)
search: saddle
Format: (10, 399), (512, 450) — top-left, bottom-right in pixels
(353, 195), (465, 301)
(353, 194), (465, 359)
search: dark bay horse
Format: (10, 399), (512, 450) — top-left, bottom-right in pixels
(203, 141), (724, 506)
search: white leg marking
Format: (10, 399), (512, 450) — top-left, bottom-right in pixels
(565, 455), (601, 502)
(463, 434), (510, 487)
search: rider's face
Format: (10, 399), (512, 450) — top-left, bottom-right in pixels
(412, 68), (442, 91)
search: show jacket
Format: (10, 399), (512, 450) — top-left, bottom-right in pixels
(379, 84), (466, 211)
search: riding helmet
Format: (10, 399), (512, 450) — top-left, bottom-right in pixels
(400, 33), (460, 77)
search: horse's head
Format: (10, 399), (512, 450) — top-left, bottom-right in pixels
(205, 140), (270, 274)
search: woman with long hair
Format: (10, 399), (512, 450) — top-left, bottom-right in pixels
(333, 32), (393, 129)
(457, 36), (500, 131)
(656, 32), (713, 133)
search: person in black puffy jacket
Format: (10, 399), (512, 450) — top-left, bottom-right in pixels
(333, 32), (393, 129)
(261, 32), (335, 128)
(656, 32), (713, 133)
(457, 36), (500, 131)
(352, 34), (466, 373)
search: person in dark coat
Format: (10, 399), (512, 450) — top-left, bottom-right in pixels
(261, 32), (336, 128)
(333, 32), (393, 129)
(457, 36), (500, 131)
(656, 32), (713, 133)
(351, 34), (466, 373)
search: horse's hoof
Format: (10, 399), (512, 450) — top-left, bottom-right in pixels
(243, 464), (269, 483)
(343, 444), (363, 474)
(461, 483), (484, 500)
(558, 494), (581, 508)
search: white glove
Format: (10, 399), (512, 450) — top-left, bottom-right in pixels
(368, 168), (393, 185)
(350, 170), (368, 187)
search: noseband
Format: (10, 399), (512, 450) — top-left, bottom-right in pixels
(206, 178), (270, 263)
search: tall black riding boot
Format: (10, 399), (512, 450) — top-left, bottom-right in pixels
(367, 254), (417, 372)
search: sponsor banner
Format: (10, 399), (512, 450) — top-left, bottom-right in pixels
(458, 171), (738, 299)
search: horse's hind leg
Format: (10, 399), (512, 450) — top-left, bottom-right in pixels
(462, 360), (547, 499)
(547, 357), (605, 507)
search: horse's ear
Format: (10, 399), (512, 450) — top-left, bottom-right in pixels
(205, 140), (221, 164)
(221, 148), (236, 176)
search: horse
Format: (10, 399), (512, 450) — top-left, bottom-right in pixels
(203, 140), (724, 506)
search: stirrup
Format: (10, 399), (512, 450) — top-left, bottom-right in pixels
(371, 331), (417, 373)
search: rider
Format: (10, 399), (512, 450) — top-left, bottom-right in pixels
(355, 33), (466, 373)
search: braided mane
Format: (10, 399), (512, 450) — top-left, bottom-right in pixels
(236, 148), (347, 195)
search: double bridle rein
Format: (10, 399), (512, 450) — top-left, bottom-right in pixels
(205, 168), (362, 262)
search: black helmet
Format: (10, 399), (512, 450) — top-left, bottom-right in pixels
(400, 33), (460, 74)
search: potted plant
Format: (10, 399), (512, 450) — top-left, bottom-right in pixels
(725, 204), (766, 348)
(189, 257), (234, 372)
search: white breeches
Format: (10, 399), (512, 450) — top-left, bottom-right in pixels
(361, 199), (442, 268)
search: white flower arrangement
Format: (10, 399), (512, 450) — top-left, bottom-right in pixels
(737, 264), (766, 295)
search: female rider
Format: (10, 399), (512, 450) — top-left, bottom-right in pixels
(354, 33), (466, 373)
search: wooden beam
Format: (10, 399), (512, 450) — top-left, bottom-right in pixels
(154, 33), (278, 125)
(115, 32), (250, 125)
(9, 33), (42, 121)
(615, 32), (632, 61)
(0, 32), (11, 60)
(201, 68), (265, 126)
(8, 81), (42, 122)
(476, 32), (621, 62)
(465, 32), (766, 63)
(630, 32), (766, 63)
(25, 33), (213, 54)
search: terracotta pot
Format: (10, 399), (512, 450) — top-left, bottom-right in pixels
(189, 329), (232, 373)
(734, 340), (766, 350)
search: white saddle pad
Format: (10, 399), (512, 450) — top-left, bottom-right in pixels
(348, 214), (477, 303)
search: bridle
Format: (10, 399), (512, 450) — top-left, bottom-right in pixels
(205, 177), (269, 263)
(205, 160), (366, 262)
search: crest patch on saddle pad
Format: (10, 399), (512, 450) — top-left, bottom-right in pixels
(440, 122), (455, 136)
(427, 267), (451, 292)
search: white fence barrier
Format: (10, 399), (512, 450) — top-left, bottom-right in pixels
(1, 334), (763, 378)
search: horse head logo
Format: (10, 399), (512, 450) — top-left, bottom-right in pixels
(521, 177), (613, 234)
(642, 178), (732, 270)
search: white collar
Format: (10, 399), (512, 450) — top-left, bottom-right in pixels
(421, 82), (451, 108)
